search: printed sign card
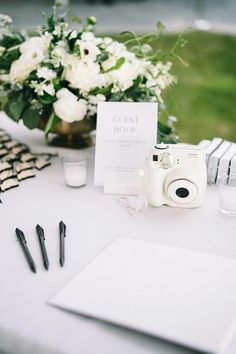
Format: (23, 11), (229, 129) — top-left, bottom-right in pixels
(94, 102), (158, 194)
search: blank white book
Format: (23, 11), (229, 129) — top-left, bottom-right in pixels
(49, 237), (236, 354)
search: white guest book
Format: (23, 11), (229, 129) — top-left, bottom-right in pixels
(94, 102), (158, 194)
(49, 237), (236, 354)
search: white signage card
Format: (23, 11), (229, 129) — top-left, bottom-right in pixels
(94, 102), (158, 190)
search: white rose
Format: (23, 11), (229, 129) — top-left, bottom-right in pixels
(9, 35), (50, 83)
(53, 88), (87, 123)
(20, 36), (49, 56)
(64, 55), (105, 93)
(9, 57), (37, 83)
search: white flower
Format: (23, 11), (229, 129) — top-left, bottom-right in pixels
(0, 46), (6, 57)
(30, 81), (55, 96)
(50, 42), (68, 68)
(103, 37), (113, 46)
(81, 32), (95, 42)
(64, 55), (105, 93)
(0, 14), (12, 27)
(88, 94), (106, 104)
(75, 39), (100, 62)
(69, 30), (77, 40)
(52, 25), (62, 37)
(36, 67), (56, 80)
(107, 58), (144, 92)
(0, 74), (9, 82)
(81, 31), (102, 45)
(30, 99), (43, 110)
(20, 36), (49, 57)
(168, 115), (177, 126)
(9, 35), (50, 83)
(43, 83), (55, 96)
(87, 94), (106, 116)
(53, 88), (87, 123)
(9, 58), (36, 83)
(106, 41), (126, 56)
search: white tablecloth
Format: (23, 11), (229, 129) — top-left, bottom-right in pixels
(0, 112), (236, 354)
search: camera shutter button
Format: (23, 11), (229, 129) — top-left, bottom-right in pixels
(154, 143), (169, 150)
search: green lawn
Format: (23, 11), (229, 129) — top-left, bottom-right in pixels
(158, 31), (236, 144)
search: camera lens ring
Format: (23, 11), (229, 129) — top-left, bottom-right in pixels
(167, 179), (198, 204)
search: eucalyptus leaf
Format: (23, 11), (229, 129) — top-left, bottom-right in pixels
(96, 51), (109, 62)
(105, 57), (125, 73)
(22, 106), (41, 130)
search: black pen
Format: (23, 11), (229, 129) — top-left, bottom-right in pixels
(15, 228), (37, 273)
(36, 224), (49, 270)
(59, 221), (66, 267)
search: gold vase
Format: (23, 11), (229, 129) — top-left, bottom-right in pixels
(38, 113), (96, 149)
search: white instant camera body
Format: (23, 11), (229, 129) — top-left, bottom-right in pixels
(143, 144), (207, 208)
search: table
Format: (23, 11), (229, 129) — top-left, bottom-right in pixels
(0, 112), (236, 354)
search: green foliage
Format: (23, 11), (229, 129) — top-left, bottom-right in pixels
(104, 57), (125, 73)
(22, 106), (41, 130)
(4, 92), (25, 121)
(38, 92), (56, 105)
(0, 47), (20, 70)
(0, 31), (24, 48)
(90, 84), (113, 96)
(44, 112), (60, 140)
(97, 51), (109, 62)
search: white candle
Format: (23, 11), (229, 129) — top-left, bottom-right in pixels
(62, 156), (88, 187)
(219, 184), (236, 215)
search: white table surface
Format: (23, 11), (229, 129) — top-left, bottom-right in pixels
(0, 112), (236, 354)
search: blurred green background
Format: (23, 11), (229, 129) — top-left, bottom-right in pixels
(160, 31), (236, 143)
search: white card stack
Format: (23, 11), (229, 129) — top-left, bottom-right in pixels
(198, 138), (236, 184)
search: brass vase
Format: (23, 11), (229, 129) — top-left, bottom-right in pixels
(38, 113), (96, 149)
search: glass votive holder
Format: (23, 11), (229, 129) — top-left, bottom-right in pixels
(219, 173), (236, 216)
(62, 155), (88, 188)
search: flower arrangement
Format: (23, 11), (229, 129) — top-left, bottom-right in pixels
(0, 5), (185, 143)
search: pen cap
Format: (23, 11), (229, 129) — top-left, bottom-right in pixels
(15, 228), (26, 243)
(36, 224), (45, 240)
(59, 221), (66, 237)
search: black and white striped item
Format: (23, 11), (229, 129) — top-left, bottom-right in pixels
(198, 138), (236, 185)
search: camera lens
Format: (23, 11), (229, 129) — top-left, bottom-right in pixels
(167, 179), (198, 204)
(176, 187), (189, 198)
